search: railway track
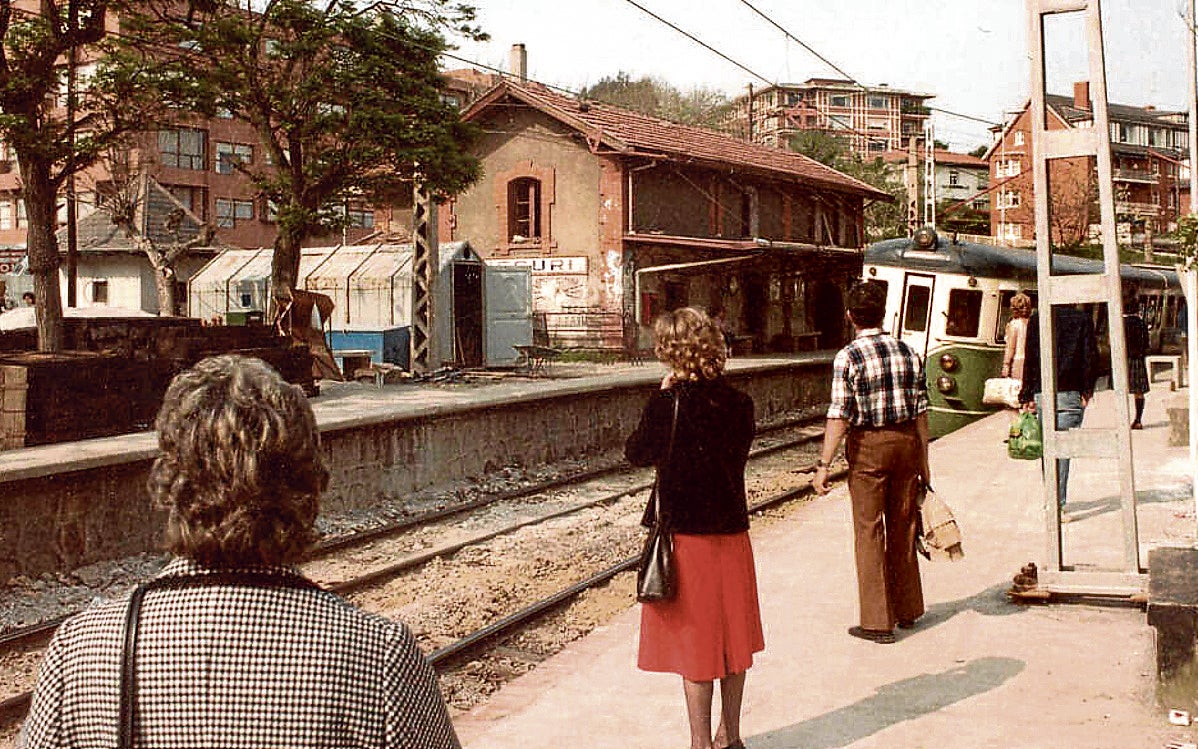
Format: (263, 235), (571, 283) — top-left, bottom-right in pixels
(0, 414), (829, 728)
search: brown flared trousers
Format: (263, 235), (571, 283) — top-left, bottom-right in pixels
(844, 420), (925, 631)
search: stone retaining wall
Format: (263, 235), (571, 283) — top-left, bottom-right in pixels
(0, 358), (830, 584)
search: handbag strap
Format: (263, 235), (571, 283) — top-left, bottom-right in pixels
(652, 390), (682, 528)
(117, 570), (322, 749)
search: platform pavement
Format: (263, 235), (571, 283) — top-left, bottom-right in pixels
(454, 386), (1198, 749)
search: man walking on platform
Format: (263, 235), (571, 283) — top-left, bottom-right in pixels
(813, 281), (931, 645)
(1018, 305), (1099, 514)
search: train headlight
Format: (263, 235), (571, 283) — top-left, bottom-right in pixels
(936, 376), (957, 394)
(939, 353), (960, 372)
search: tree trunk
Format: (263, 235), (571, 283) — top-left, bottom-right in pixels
(154, 265), (176, 316)
(270, 228), (302, 322)
(20, 159), (64, 352)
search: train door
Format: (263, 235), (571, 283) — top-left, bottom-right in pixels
(898, 273), (935, 358)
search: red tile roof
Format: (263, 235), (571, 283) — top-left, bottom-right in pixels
(462, 80), (891, 201)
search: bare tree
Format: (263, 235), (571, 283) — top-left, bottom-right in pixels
(95, 164), (213, 315)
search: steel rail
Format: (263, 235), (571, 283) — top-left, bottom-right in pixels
(0, 457), (840, 729)
(0, 417), (822, 654)
(427, 463), (846, 669)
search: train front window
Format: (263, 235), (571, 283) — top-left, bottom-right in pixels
(945, 289), (982, 337)
(903, 285), (931, 332)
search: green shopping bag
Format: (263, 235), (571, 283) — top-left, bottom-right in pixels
(1007, 412), (1042, 460)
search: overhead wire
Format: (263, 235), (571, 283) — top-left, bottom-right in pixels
(729, 0), (1001, 140)
(733, 0), (856, 83)
(617, 0), (774, 88)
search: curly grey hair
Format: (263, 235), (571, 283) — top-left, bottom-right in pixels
(148, 355), (328, 568)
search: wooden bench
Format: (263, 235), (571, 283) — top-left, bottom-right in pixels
(513, 344), (561, 377)
(332, 349), (373, 380)
(1146, 354), (1184, 390)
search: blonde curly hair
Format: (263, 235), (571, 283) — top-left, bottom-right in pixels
(148, 355), (329, 568)
(1010, 292), (1032, 318)
(653, 307), (727, 381)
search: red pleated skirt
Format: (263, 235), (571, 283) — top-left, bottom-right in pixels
(638, 531), (765, 681)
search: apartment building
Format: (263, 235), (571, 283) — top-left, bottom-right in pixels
(0, 1), (399, 271)
(725, 78), (933, 157)
(986, 82), (1190, 246)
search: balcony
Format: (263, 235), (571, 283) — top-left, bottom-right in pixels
(1112, 168), (1158, 184)
(1115, 200), (1160, 217)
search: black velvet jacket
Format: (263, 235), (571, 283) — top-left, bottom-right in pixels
(1019, 307), (1100, 404)
(625, 377), (755, 535)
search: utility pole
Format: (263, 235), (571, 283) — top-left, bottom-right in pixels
(65, 0), (78, 308)
(1186, 0), (1198, 527)
(747, 83), (754, 143)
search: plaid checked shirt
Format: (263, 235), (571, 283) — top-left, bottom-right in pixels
(827, 328), (928, 428)
(19, 558), (460, 749)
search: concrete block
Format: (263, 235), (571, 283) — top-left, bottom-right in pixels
(1168, 392), (1190, 447)
(1149, 546), (1198, 680)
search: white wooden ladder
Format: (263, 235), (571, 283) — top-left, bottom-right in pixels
(1027, 0), (1142, 595)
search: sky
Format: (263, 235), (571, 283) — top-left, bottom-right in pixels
(449, 0), (1196, 152)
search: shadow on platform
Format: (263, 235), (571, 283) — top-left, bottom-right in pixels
(748, 657), (1025, 749)
(915, 582), (1030, 632)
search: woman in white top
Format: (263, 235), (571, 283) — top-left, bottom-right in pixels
(1002, 292), (1033, 381)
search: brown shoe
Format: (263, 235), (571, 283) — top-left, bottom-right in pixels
(848, 625), (895, 644)
(897, 618), (919, 629)
(1131, 421), (1143, 430)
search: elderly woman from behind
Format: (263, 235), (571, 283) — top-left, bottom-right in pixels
(20, 355), (460, 749)
(626, 307), (763, 749)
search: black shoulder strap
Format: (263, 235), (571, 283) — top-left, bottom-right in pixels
(118, 571), (322, 749)
(651, 391), (681, 527)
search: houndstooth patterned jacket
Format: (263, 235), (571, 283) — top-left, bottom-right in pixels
(18, 558), (460, 749)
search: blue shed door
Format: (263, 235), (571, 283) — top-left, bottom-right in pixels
(484, 265), (533, 367)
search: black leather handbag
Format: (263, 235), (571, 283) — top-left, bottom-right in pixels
(636, 391), (680, 603)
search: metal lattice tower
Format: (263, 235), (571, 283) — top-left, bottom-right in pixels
(410, 185), (439, 375)
(906, 137), (920, 237)
(923, 121), (936, 228)
(1028, 0), (1141, 595)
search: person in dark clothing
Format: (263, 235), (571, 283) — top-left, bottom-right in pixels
(1018, 305), (1099, 511)
(1123, 296), (1150, 429)
(626, 306), (761, 749)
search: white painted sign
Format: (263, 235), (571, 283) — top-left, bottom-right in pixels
(489, 256), (588, 275)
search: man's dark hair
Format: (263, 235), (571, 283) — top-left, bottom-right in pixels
(846, 281), (887, 328)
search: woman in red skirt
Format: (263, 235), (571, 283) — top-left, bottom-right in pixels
(626, 307), (764, 749)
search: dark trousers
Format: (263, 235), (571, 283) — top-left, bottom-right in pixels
(845, 421), (925, 631)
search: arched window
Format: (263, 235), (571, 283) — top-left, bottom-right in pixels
(507, 177), (541, 242)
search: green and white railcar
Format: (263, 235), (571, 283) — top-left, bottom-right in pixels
(863, 228), (1180, 438)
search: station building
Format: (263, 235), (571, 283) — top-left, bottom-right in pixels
(446, 79), (892, 353)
